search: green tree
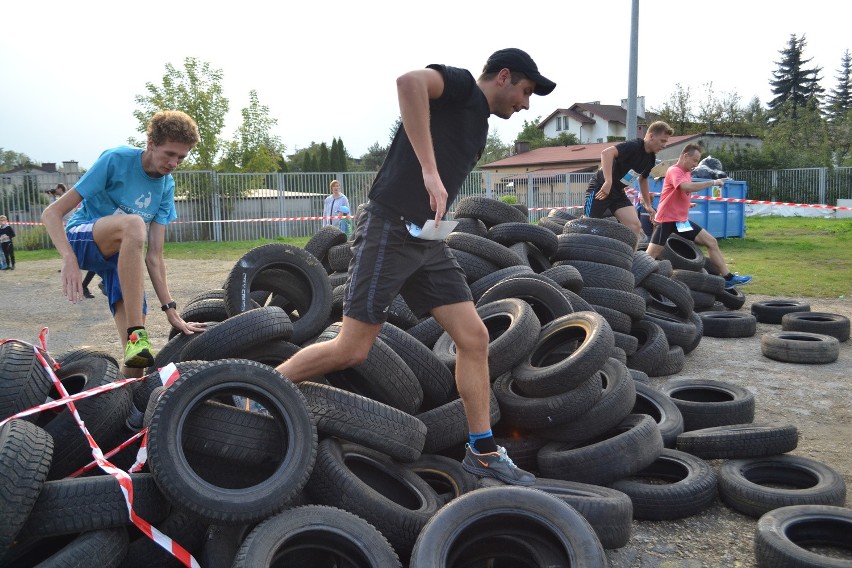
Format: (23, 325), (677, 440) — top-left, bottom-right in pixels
(220, 90), (284, 173)
(0, 149), (33, 172)
(318, 142), (330, 172)
(131, 57), (229, 171)
(478, 131), (511, 166)
(763, 98), (832, 167)
(516, 117), (547, 149)
(768, 34), (824, 121)
(358, 142), (388, 171)
(654, 84), (694, 134)
(825, 50), (852, 164)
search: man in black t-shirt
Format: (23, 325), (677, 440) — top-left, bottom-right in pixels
(276, 48), (555, 486)
(584, 120), (673, 237)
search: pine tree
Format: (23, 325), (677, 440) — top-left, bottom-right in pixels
(825, 50), (852, 122)
(768, 34), (824, 120)
(336, 138), (348, 172)
(319, 143), (331, 172)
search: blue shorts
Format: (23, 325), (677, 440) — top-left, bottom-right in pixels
(67, 223), (147, 316)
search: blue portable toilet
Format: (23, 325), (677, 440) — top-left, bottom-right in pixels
(647, 177), (747, 239)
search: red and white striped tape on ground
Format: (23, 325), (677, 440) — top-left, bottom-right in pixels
(7, 195), (850, 227)
(0, 332), (199, 568)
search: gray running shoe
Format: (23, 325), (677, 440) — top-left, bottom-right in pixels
(462, 444), (535, 486)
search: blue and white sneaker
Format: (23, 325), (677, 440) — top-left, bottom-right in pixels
(724, 273), (752, 289)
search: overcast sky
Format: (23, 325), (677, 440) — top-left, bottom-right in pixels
(1, 0), (848, 170)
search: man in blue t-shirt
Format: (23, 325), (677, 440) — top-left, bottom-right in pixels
(276, 48), (555, 486)
(42, 111), (206, 376)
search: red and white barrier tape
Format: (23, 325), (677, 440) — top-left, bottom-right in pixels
(0, 332), (199, 568)
(5, 196), (850, 227)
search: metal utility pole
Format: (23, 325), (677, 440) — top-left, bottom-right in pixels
(626, 0), (639, 138)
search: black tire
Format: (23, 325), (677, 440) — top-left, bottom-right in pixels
(717, 286), (747, 310)
(755, 504), (852, 568)
(632, 381), (684, 448)
(317, 322), (424, 414)
(406, 316), (445, 349)
(589, 303), (632, 335)
(510, 241), (552, 272)
(659, 378), (756, 432)
(54, 346), (119, 370)
(538, 216), (567, 234)
(232, 505), (401, 567)
(223, 243), (332, 344)
(539, 264), (586, 293)
(407, 453), (479, 505)
(656, 344), (686, 377)
(626, 320), (670, 375)
(761, 331), (840, 364)
(700, 311), (757, 338)
(452, 216), (489, 237)
(751, 299), (812, 324)
(488, 221), (559, 258)
(0, 339), (54, 421)
(0, 419), (53, 554)
(409, 486), (607, 566)
(520, 357), (637, 446)
(147, 359), (317, 524)
(450, 248), (499, 283)
(236, 337), (301, 368)
(671, 269), (726, 295)
(643, 309), (698, 350)
(642, 272), (695, 318)
(553, 233), (634, 270)
(7, 528), (128, 568)
(781, 311), (850, 342)
(660, 234), (705, 271)
(718, 455), (847, 518)
(563, 216), (639, 250)
(512, 311), (614, 397)
(579, 286), (646, 320)
(493, 370), (602, 430)
(170, 297), (229, 338)
(40, 357), (132, 480)
(563, 260), (634, 292)
(20, 473), (170, 538)
(453, 195), (528, 226)
(475, 275), (575, 327)
(378, 322), (455, 412)
(446, 231), (524, 269)
(468, 265), (534, 302)
(299, 381), (427, 462)
(327, 241), (353, 272)
(548, 208), (578, 221)
(477, 477), (633, 550)
(418, 390), (501, 454)
(632, 250), (659, 286)
(676, 423), (799, 459)
(609, 448), (718, 520)
(304, 224), (347, 263)
(434, 298), (540, 380)
(180, 306), (294, 361)
(537, 414), (664, 485)
(682, 310), (704, 355)
(306, 438), (443, 560)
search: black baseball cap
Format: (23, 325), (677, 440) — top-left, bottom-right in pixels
(483, 48), (556, 96)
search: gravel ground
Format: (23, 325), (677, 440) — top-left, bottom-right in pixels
(1, 258), (851, 567)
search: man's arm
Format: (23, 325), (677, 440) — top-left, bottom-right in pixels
(396, 67), (447, 223)
(594, 146), (619, 200)
(678, 178), (728, 194)
(638, 176), (656, 220)
(145, 222), (205, 335)
(41, 189), (85, 303)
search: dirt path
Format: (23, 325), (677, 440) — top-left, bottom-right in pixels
(1, 258), (850, 567)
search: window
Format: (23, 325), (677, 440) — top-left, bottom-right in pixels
(555, 117), (562, 131)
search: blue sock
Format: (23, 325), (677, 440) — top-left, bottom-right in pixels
(469, 430), (497, 453)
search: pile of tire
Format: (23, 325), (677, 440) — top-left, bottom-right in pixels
(0, 198), (847, 567)
(750, 299), (848, 364)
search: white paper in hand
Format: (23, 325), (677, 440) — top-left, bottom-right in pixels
(416, 220), (458, 240)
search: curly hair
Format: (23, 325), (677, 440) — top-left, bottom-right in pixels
(146, 110), (200, 147)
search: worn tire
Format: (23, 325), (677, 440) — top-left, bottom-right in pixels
(781, 311), (850, 342)
(659, 378), (755, 432)
(761, 331), (840, 364)
(755, 504), (852, 568)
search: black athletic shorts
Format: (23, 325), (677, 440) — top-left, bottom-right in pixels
(584, 188), (634, 218)
(342, 201), (472, 324)
(650, 220), (703, 245)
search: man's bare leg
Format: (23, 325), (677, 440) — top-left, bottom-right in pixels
(275, 316), (382, 383)
(614, 205), (643, 236)
(92, 215), (147, 329)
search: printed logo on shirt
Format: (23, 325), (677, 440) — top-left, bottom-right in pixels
(134, 192), (152, 209)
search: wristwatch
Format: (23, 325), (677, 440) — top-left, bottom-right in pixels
(161, 300), (177, 312)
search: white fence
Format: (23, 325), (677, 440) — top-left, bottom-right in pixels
(2, 167), (850, 249)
